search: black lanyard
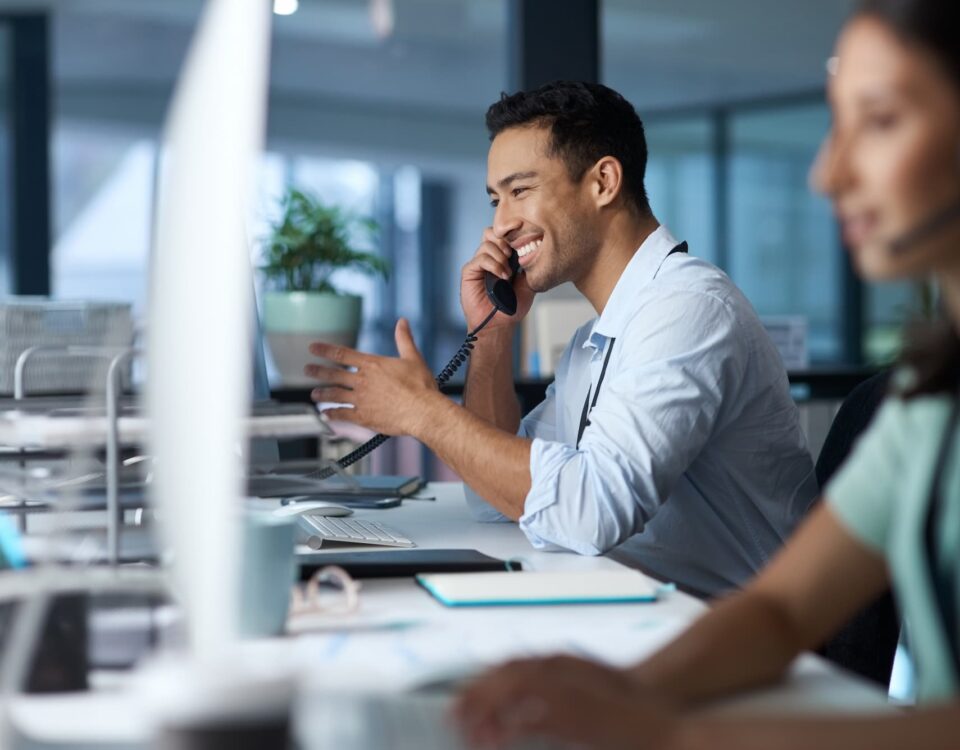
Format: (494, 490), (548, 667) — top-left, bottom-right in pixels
(576, 338), (616, 449)
(923, 393), (960, 679)
(575, 241), (688, 450)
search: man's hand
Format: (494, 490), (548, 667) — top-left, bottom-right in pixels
(461, 227), (536, 331)
(306, 318), (441, 437)
(453, 655), (682, 750)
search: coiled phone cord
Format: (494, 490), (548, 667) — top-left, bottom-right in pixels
(309, 306), (500, 479)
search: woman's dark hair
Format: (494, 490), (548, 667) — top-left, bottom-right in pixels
(856, 0), (960, 397)
(485, 81), (651, 217)
(900, 317), (960, 398)
(857, 0), (960, 87)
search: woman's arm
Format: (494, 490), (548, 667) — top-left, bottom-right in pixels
(676, 704), (960, 750)
(632, 503), (890, 704)
(455, 503), (898, 749)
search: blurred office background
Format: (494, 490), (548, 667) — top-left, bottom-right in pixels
(0, 0), (915, 477)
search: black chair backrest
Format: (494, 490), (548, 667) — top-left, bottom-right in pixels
(816, 370), (892, 488)
(815, 370), (900, 686)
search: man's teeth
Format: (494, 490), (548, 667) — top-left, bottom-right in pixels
(516, 239), (542, 258)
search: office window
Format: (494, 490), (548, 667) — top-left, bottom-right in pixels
(51, 122), (156, 314)
(249, 151), (289, 253)
(728, 103), (840, 363)
(644, 117), (717, 264)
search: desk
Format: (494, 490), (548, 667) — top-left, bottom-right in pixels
(8, 482), (892, 749)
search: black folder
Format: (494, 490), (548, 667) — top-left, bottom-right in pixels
(297, 548), (517, 581)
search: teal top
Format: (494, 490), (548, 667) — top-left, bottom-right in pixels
(827, 383), (960, 703)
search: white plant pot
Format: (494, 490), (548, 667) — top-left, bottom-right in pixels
(262, 291), (362, 387)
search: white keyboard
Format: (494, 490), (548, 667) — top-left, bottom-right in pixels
(297, 514), (416, 549)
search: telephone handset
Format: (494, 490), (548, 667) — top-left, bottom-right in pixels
(310, 249), (521, 479)
(483, 249), (520, 316)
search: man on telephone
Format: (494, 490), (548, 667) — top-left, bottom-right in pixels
(306, 81), (817, 597)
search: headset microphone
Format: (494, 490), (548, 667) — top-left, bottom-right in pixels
(889, 199), (960, 255)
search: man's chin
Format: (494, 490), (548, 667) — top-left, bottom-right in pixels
(524, 269), (561, 294)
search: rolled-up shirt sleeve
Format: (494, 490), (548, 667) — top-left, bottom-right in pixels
(519, 292), (746, 555)
(463, 379), (560, 522)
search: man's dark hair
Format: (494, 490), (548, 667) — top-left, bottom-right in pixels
(485, 81), (651, 216)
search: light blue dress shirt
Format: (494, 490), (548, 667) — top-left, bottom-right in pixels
(465, 226), (819, 597)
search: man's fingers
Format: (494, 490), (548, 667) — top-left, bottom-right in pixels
(316, 406), (357, 424)
(465, 242), (514, 278)
(308, 341), (368, 367)
(303, 363), (356, 387)
(481, 227), (514, 258)
(394, 318), (425, 364)
(471, 252), (511, 280)
(310, 387), (355, 404)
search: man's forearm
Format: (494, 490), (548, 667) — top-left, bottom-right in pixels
(463, 326), (522, 433)
(412, 391), (531, 520)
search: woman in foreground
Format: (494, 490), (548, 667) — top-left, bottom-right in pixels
(455, 1), (960, 747)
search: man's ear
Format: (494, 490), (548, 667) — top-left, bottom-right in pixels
(589, 156), (625, 209)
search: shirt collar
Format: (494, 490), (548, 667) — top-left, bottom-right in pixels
(585, 225), (682, 349)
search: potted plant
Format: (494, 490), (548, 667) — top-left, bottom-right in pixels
(260, 187), (389, 386)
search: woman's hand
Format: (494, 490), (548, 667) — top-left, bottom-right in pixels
(453, 655), (683, 750)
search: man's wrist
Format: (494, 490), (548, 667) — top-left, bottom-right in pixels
(467, 325), (516, 384)
(473, 323), (516, 349)
(407, 389), (454, 443)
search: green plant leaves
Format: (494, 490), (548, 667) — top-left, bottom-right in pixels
(260, 187), (390, 294)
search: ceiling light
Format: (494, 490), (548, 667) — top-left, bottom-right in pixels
(273, 0), (299, 16)
(370, 0), (394, 39)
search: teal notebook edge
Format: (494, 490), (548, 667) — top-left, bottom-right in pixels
(415, 573), (658, 608)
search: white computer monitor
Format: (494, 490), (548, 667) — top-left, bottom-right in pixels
(146, 0), (272, 657)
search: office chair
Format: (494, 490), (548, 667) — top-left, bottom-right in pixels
(814, 369), (901, 686)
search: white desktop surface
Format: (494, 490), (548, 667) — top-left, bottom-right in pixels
(8, 482), (892, 748)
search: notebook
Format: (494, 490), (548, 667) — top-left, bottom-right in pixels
(416, 569), (658, 607)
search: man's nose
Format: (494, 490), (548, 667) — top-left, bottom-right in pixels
(492, 204), (522, 241)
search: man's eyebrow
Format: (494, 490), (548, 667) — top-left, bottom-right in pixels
(485, 171), (538, 195)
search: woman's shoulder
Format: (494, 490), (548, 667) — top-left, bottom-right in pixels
(884, 367), (957, 421)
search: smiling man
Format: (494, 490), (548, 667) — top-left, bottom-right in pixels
(307, 81), (818, 597)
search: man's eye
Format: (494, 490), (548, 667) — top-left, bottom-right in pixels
(490, 199), (500, 208)
(512, 187), (527, 197)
